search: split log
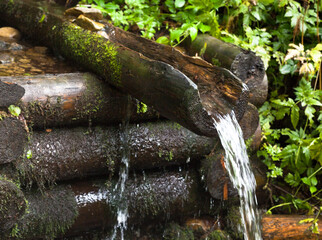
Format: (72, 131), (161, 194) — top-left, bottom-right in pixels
(261, 214), (322, 240)
(0, 80), (25, 107)
(0, 0), (249, 137)
(183, 34), (268, 107)
(15, 121), (215, 187)
(0, 117), (28, 164)
(0, 170), (212, 239)
(1, 72), (158, 129)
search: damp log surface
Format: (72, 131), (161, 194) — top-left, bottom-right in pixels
(0, 0), (248, 137)
(183, 34), (267, 107)
(16, 121), (215, 186)
(261, 214), (322, 240)
(2, 171), (211, 239)
(1, 73), (158, 129)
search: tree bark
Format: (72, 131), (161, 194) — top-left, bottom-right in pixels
(1, 72), (159, 129)
(183, 34), (268, 107)
(15, 121), (215, 187)
(1, 170), (212, 239)
(0, 80), (25, 107)
(261, 214), (322, 240)
(0, 0), (248, 137)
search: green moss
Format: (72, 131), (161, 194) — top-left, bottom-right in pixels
(54, 23), (122, 87)
(163, 223), (195, 240)
(17, 185), (78, 239)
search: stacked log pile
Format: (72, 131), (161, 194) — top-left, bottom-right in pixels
(0, 1), (318, 239)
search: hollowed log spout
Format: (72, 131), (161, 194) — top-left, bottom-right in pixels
(1, 73), (158, 129)
(0, 0), (248, 137)
(1, 170), (212, 239)
(183, 34), (268, 107)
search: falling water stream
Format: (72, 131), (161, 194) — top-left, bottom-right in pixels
(214, 112), (262, 240)
(110, 96), (132, 240)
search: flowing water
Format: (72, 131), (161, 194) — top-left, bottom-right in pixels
(213, 112), (262, 240)
(110, 96), (132, 240)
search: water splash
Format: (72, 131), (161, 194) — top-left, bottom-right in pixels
(213, 112), (262, 240)
(110, 96), (132, 240)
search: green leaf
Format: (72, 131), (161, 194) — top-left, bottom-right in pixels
(251, 11), (261, 21)
(170, 29), (184, 42)
(175, 0), (185, 8)
(280, 64), (297, 74)
(309, 186), (317, 194)
(199, 23), (211, 33)
(299, 218), (314, 224)
(188, 26), (198, 41)
(301, 177), (310, 185)
(156, 36), (169, 45)
(8, 105), (21, 117)
(291, 105), (299, 129)
(26, 150), (32, 159)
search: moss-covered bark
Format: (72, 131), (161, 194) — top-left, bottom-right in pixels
(1, 73), (159, 129)
(0, 0), (248, 137)
(0, 178), (27, 234)
(15, 121), (215, 188)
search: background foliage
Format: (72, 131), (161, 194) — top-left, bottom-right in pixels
(80, 0), (321, 229)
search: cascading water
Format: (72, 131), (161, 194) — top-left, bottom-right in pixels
(213, 112), (262, 240)
(110, 96), (132, 240)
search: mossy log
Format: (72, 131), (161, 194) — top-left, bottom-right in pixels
(14, 102), (258, 186)
(0, 178), (27, 234)
(15, 121), (215, 187)
(0, 117), (28, 164)
(0, 0), (248, 137)
(0, 80), (25, 107)
(183, 34), (267, 107)
(0, 170), (211, 239)
(1, 72), (158, 129)
(261, 214), (322, 240)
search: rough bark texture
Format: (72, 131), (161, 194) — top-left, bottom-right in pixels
(0, 80), (25, 107)
(0, 117), (28, 164)
(0, 0), (248, 137)
(183, 34), (267, 107)
(0, 179), (27, 233)
(1, 73), (159, 129)
(203, 149), (267, 200)
(15, 121), (215, 187)
(0, 170), (211, 239)
(261, 214), (322, 240)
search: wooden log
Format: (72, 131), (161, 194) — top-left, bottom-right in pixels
(0, 178), (27, 233)
(15, 121), (215, 187)
(183, 34), (268, 107)
(0, 0), (248, 137)
(0, 80), (25, 107)
(0, 116), (28, 164)
(0, 170), (211, 239)
(261, 214), (322, 240)
(13, 103), (258, 186)
(1, 72), (159, 129)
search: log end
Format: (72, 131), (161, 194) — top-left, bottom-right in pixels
(0, 117), (28, 164)
(0, 81), (25, 107)
(0, 178), (27, 232)
(231, 52), (267, 107)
